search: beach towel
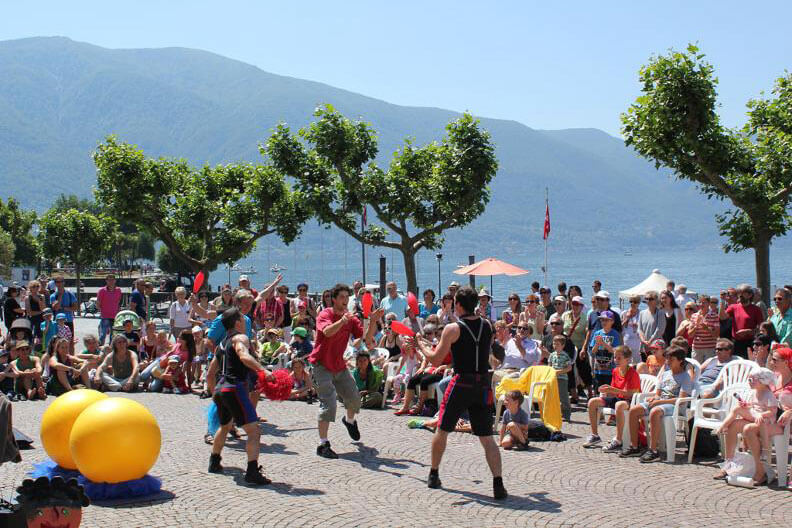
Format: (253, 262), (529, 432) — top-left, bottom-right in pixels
(496, 365), (562, 432)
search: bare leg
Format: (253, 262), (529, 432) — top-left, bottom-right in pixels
(399, 388), (415, 412)
(588, 398), (604, 435)
(723, 419), (750, 459)
(628, 406), (643, 447)
(742, 424), (766, 482)
(614, 401), (629, 442)
(241, 422), (261, 462)
(56, 370), (72, 391)
(431, 429), (449, 470)
(506, 422), (527, 445)
(648, 407), (663, 449)
(479, 435), (503, 477)
(318, 420), (330, 440)
(211, 423), (233, 455)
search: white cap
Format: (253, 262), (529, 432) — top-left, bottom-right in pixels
(553, 295), (566, 303)
(239, 274), (250, 282)
(594, 290), (610, 299)
(572, 296), (585, 304)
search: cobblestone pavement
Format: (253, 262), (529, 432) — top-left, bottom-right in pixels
(1, 319), (789, 527)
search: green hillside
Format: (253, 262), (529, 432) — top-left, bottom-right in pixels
(0, 36), (729, 251)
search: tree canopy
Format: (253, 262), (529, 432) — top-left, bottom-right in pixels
(93, 137), (309, 282)
(263, 105), (498, 292)
(0, 229), (15, 279)
(0, 197), (37, 266)
(621, 45), (792, 301)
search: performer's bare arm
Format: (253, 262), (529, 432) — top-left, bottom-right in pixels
(419, 323), (459, 367)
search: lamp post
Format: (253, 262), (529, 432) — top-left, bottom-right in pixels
(436, 253), (443, 295)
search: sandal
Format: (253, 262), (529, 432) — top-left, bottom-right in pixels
(752, 475), (768, 486)
(712, 470), (728, 481)
(394, 409), (409, 416)
(203, 433), (214, 445)
(407, 407), (422, 416)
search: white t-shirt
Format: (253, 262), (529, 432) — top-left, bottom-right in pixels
(501, 338), (541, 370)
(169, 300), (192, 328)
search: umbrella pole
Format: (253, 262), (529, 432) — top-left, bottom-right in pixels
(490, 275), (493, 299)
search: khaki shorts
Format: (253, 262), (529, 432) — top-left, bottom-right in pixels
(312, 362), (361, 422)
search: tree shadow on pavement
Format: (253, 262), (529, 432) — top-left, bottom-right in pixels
(337, 443), (426, 477)
(444, 488), (562, 512)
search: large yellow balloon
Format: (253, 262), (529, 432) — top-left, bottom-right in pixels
(69, 398), (161, 483)
(40, 389), (108, 469)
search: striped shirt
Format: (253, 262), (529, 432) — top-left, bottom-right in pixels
(690, 310), (719, 350)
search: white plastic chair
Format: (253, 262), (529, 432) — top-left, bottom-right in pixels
(687, 384), (751, 463)
(381, 361), (400, 409)
(619, 374), (658, 448)
(493, 366), (549, 426)
(767, 421), (790, 487)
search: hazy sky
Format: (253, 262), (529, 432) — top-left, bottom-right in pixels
(3, 1), (790, 135)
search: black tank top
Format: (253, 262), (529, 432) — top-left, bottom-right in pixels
(280, 298), (292, 328)
(663, 311), (676, 345)
(451, 317), (492, 374)
(29, 296), (44, 327)
(217, 332), (248, 385)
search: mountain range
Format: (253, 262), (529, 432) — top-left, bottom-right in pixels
(0, 36), (747, 264)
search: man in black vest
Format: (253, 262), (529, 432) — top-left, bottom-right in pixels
(206, 307), (274, 485)
(415, 286), (507, 500)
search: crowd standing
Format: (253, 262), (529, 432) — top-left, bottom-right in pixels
(0, 272), (790, 491)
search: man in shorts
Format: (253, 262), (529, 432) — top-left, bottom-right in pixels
(415, 286), (507, 500)
(206, 307), (275, 485)
(309, 284), (382, 459)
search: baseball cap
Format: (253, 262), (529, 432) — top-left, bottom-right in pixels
(55, 313), (67, 320)
(571, 296), (584, 305)
(292, 327), (308, 338)
(449, 281), (460, 288)
(239, 274), (250, 282)
(553, 296), (566, 303)
(649, 338), (666, 350)
(42, 307), (53, 316)
(598, 310), (615, 320)
(594, 290), (610, 299)
(14, 340), (31, 350)
(191, 325), (203, 333)
(266, 328), (282, 337)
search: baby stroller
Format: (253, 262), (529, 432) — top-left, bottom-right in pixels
(112, 310), (141, 331)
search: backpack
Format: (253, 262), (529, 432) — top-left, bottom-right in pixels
(526, 419), (551, 441)
(685, 417), (721, 459)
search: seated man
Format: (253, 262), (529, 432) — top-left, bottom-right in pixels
(10, 341), (46, 401)
(698, 338), (735, 398)
(583, 346), (640, 450)
(621, 346), (693, 463)
(492, 325), (540, 385)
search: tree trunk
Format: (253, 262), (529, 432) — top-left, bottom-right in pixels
(401, 246), (418, 294)
(754, 231), (771, 306)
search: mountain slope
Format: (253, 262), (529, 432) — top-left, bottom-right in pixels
(0, 36), (730, 254)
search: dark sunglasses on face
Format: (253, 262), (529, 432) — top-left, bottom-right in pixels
(550, 322), (562, 326)
(517, 326), (529, 331)
(715, 347), (729, 351)
(526, 300), (537, 304)
(774, 297), (784, 302)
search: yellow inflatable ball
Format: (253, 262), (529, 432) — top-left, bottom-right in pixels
(69, 397), (161, 483)
(40, 389), (108, 469)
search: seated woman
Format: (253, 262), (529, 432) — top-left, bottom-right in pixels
(148, 330), (192, 394)
(289, 357), (314, 401)
(636, 339), (665, 376)
(94, 334), (140, 392)
(395, 325), (451, 415)
(714, 348), (792, 485)
(10, 340), (46, 401)
(351, 350), (383, 409)
(47, 338), (90, 395)
(374, 314), (402, 369)
(260, 328), (288, 367)
(583, 346), (641, 450)
(621, 346), (693, 463)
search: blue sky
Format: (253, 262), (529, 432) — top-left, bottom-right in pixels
(3, 1), (790, 135)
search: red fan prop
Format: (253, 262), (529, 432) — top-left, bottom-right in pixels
(362, 291), (373, 318)
(256, 369), (294, 401)
(389, 320), (415, 337)
(193, 271), (206, 294)
(407, 292), (419, 316)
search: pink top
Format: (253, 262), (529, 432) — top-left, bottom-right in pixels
(97, 286), (122, 319)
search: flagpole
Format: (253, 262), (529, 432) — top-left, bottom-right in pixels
(361, 206), (367, 285)
(544, 187), (548, 287)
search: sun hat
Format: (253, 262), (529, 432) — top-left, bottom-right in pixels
(594, 290), (610, 299)
(13, 340), (31, 350)
(266, 328), (282, 337)
(553, 296), (566, 303)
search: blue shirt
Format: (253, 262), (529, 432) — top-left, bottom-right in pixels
(207, 314), (253, 346)
(381, 295), (408, 318)
(502, 407), (530, 426)
(49, 290), (77, 322)
(130, 290), (146, 318)
(40, 320), (57, 348)
(590, 328), (622, 375)
(418, 302), (440, 319)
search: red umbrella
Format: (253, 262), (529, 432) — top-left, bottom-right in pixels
(453, 257), (529, 298)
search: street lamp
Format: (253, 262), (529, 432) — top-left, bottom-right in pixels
(435, 253), (443, 295)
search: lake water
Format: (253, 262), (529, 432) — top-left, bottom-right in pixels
(222, 236), (792, 302)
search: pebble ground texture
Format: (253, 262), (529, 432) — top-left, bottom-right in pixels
(1, 319), (789, 527)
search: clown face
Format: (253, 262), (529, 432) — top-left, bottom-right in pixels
(27, 506), (82, 528)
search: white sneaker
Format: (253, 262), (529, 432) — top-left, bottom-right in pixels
(162, 388), (172, 394)
(173, 388), (183, 394)
(602, 438), (622, 453)
(582, 434), (601, 448)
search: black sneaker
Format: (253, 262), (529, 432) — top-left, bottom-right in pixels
(493, 477), (508, 500)
(316, 442), (339, 459)
(639, 449), (661, 463)
(342, 417), (361, 441)
(428, 472), (442, 489)
(244, 464), (272, 485)
(208, 454), (223, 473)
(619, 446), (644, 458)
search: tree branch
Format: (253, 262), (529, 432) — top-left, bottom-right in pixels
(411, 218), (456, 251)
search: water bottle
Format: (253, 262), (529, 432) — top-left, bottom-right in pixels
(726, 475), (754, 488)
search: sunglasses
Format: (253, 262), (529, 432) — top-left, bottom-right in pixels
(550, 322), (562, 326)
(526, 300), (537, 304)
(517, 326), (529, 331)
(774, 297), (785, 302)
(715, 347), (729, 351)
(630, 301), (640, 304)
(298, 288), (307, 292)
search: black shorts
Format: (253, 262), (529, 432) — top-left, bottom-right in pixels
(594, 372), (612, 388)
(213, 382), (258, 427)
(437, 373), (493, 436)
(602, 396), (630, 409)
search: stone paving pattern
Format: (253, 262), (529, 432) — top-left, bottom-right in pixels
(1, 319), (789, 527)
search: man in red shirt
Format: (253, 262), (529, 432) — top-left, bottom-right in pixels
(719, 283), (764, 358)
(309, 283), (382, 459)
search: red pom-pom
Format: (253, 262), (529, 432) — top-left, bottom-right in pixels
(362, 291), (373, 318)
(256, 369), (294, 401)
(407, 292), (419, 316)
(389, 320), (415, 337)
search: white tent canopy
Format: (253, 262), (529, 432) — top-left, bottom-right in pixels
(618, 269), (696, 300)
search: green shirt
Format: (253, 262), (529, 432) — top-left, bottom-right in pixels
(548, 350), (571, 380)
(352, 366), (383, 392)
(259, 341), (282, 364)
(770, 308), (792, 346)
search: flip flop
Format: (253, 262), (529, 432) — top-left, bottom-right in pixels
(203, 434), (214, 445)
(712, 471), (728, 481)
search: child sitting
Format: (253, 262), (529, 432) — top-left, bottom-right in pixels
(498, 390), (530, 450)
(715, 367), (777, 435)
(637, 339), (665, 376)
(121, 319), (141, 353)
(161, 356), (189, 394)
(75, 334), (104, 375)
(289, 357), (314, 402)
(548, 334), (572, 421)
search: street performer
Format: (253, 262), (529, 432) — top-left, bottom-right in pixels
(310, 283), (383, 459)
(414, 286), (507, 500)
(206, 307), (275, 485)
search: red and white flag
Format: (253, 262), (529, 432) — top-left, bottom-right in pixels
(543, 203), (550, 240)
